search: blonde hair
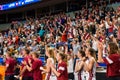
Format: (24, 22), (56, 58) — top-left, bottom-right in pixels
(59, 52), (67, 64)
(88, 48), (97, 60)
(48, 48), (56, 64)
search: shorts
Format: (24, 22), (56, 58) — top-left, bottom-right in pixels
(68, 73), (74, 80)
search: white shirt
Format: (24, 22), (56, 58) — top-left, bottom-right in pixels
(0, 36), (3, 43)
(92, 40), (98, 51)
(68, 58), (74, 73)
(105, 21), (110, 29)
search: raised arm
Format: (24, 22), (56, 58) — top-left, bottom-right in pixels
(97, 42), (104, 62)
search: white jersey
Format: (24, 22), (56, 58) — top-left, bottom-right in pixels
(68, 58), (74, 73)
(45, 58), (57, 80)
(77, 59), (87, 80)
(85, 58), (96, 80)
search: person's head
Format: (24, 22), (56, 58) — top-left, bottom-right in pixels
(73, 40), (77, 44)
(107, 42), (118, 54)
(22, 49), (29, 57)
(77, 50), (86, 58)
(67, 53), (73, 60)
(31, 52), (39, 59)
(56, 53), (66, 62)
(46, 48), (55, 59)
(5, 52), (12, 59)
(85, 48), (96, 58)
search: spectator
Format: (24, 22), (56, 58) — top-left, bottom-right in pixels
(98, 42), (120, 80)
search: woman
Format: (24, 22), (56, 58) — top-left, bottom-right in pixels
(40, 46), (57, 80)
(5, 52), (17, 80)
(50, 53), (68, 80)
(67, 53), (74, 80)
(84, 48), (96, 80)
(75, 50), (86, 80)
(98, 42), (120, 80)
(26, 52), (43, 80)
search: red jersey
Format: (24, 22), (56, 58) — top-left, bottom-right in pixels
(103, 54), (120, 77)
(5, 57), (16, 75)
(22, 56), (33, 77)
(57, 61), (68, 80)
(32, 59), (42, 80)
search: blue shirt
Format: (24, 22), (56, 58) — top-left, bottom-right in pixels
(39, 30), (45, 37)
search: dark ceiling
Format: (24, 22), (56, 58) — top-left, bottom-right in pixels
(0, 0), (18, 5)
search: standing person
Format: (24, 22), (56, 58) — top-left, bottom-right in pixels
(67, 53), (74, 80)
(75, 50), (86, 80)
(5, 52), (17, 80)
(98, 42), (120, 80)
(26, 52), (43, 80)
(20, 49), (33, 80)
(50, 53), (68, 80)
(84, 48), (96, 80)
(40, 47), (57, 80)
(0, 33), (4, 45)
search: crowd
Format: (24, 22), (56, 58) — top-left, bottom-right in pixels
(0, 0), (120, 80)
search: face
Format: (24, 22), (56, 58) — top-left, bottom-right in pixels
(85, 48), (89, 57)
(56, 54), (61, 61)
(77, 52), (82, 58)
(22, 50), (26, 57)
(46, 51), (50, 57)
(5, 53), (9, 59)
(32, 54), (36, 59)
(67, 55), (71, 60)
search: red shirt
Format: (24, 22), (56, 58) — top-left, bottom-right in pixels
(83, 33), (90, 40)
(108, 25), (114, 33)
(5, 57), (16, 75)
(22, 56), (33, 77)
(103, 54), (120, 77)
(57, 61), (68, 80)
(32, 59), (42, 80)
(62, 33), (67, 42)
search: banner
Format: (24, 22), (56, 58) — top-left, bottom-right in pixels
(1, 0), (41, 10)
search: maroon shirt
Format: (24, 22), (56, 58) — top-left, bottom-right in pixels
(103, 54), (120, 77)
(57, 61), (68, 80)
(32, 59), (42, 80)
(5, 57), (16, 75)
(22, 56), (33, 77)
